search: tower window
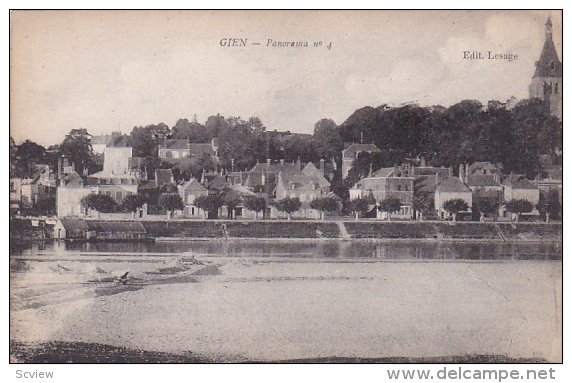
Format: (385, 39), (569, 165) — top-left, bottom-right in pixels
(555, 83), (559, 94)
(550, 61), (555, 70)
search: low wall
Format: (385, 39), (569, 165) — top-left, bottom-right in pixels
(10, 217), (562, 242)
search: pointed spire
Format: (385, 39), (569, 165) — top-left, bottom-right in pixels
(545, 17), (553, 40)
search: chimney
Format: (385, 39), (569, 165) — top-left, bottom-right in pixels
(369, 162), (373, 177)
(360, 131), (364, 144)
(465, 163), (469, 181)
(267, 158), (271, 166)
(280, 159), (285, 166)
(435, 171), (441, 185)
(231, 158), (235, 173)
(261, 171), (266, 186)
(459, 164), (465, 182)
(448, 166), (453, 178)
(296, 156), (301, 170)
(393, 164), (399, 177)
(420, 157), (426, 167)
(331, 157), (337, 171)
(319, 159), (325, 170)
(411, 164), (415, 176)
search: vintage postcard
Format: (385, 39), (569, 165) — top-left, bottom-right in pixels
(9, 10), (562, 365)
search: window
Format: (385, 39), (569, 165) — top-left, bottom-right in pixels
(405, 185), (409, 191)
(555, 82), (559, 94)
(397, 185), (402, 191)
(116, 192), (123, 200)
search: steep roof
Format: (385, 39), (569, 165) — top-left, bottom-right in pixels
(206, 175), (228, 191)
(468, 161), (500, 175)
(503, 175), (538, 190)
(371, 167), (394, 178)
(301, 162), (330, 188)
(59, 218), (89, 232)
(342, 143), (380, 158)
(466, 174), (501, 187)
(180, 178), (207, 192)
(278, 168), (322, 191)
(229, 183), (256, 196)
(436, 177), (471, 193)
(162, 139), (190, 150)
(533, 19), (562, 78)
(502, 174), (537, 189)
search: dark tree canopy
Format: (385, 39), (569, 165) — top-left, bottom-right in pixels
(81, 194), (117, 213)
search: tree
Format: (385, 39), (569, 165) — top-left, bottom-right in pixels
(378, 197), (402, 221)
(347, 198), (370, 220)
(313, 119), (343, 161)
(442, 198), (469, 222)
(60, 130), (97, 175)
(310, 196), (341, 220)
(274, 197), (302, 220)
(194, 194), (223, 219)
(474, 199), (499, 222)
(121, 194), (146, 215)
(505, 199), (533, 222)
(158, 193), (184, 219)
(81, 194), (117, 217)
(538, 195), (562, 222)
(16, 140), (47, 177)
(221, 190), (241, 219)
(243, 196), (267, 220)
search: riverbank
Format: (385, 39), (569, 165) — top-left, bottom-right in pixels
(10, 253), (562, 362)
(113, 220), (564, 242)
(10, 217), (562, 242)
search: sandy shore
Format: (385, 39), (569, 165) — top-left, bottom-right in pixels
(10, 255), (562, 362)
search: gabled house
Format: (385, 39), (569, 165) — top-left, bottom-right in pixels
(349, 164), (414, 219)
(275, 168), (325, 203)
(463, 162), (503, 205)
(178, 178), (208, 218)
(500, 174), (540, 218)
(434, 177), (472, 220)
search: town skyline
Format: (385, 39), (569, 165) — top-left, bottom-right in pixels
(10, 10), (561, 146)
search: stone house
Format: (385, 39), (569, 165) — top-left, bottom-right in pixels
(349, 164), (414, 219)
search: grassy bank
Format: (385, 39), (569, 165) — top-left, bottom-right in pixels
(142, 221), (340, 239)
(345, 222), (562, 241)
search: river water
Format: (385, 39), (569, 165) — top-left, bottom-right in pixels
(10, 240), (562, 362)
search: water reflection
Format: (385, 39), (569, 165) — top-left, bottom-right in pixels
(11, 240), (561, 261)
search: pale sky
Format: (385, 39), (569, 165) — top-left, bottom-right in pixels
(10, 10), (562, 146)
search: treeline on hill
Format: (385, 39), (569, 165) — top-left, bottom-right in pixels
(11, 98), (561, 194)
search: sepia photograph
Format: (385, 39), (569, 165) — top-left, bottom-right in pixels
(8, 9), (562, 365)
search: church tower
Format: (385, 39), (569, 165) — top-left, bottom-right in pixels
(529, 17), (562, 121)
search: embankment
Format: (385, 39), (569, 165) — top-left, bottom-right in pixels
(10, 217), (562, 242)
(144, 220), (561, 242)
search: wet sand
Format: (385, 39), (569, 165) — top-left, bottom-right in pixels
(10, 255), (562, 362)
